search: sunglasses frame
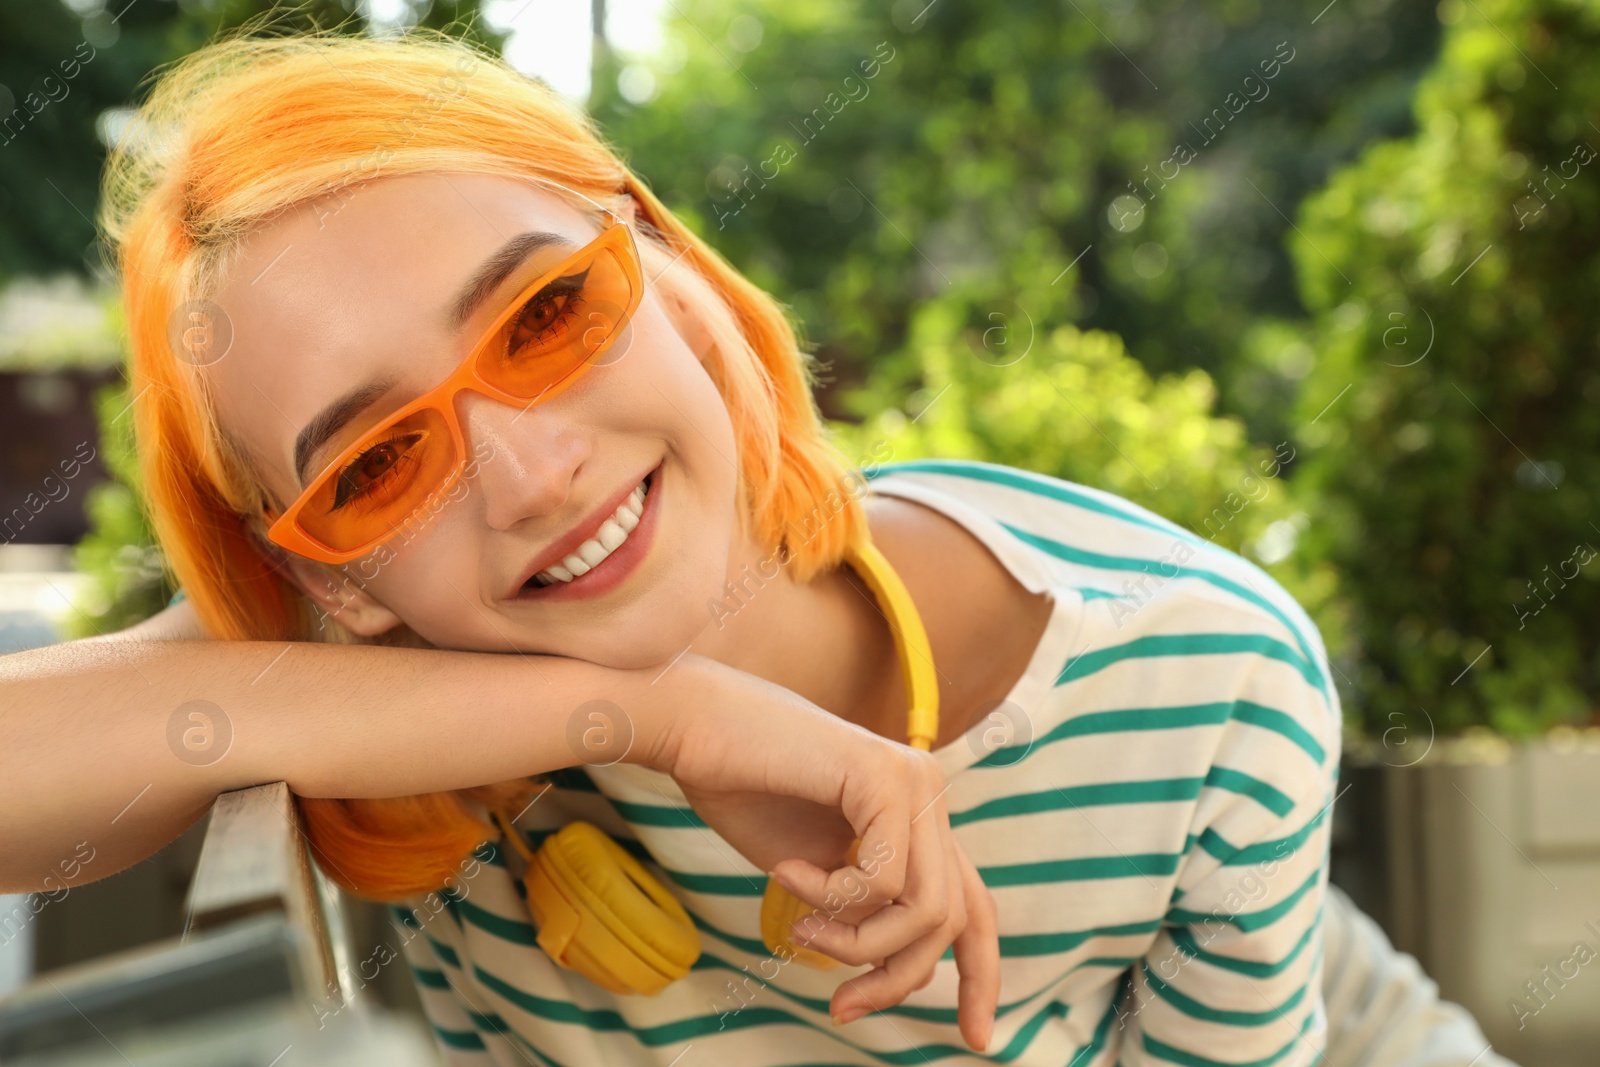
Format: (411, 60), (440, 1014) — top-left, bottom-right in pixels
(261, 202), (644, 566)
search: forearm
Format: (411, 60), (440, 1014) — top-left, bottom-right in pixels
(0, 635), (678, 893)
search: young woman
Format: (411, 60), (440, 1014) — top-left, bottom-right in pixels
(1, 25), (1514, 1067)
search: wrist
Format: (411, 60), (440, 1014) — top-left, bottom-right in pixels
(617, 651), (714, 775)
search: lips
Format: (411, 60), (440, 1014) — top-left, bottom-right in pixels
(508, 464), (661, 600)
(530, 478), (648, 586)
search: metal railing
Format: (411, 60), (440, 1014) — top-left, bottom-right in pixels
(0, 782), (439, 1066)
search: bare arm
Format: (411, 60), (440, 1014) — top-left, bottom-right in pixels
(0, 598), (682, 894)
(1, 599), (1002, 1048)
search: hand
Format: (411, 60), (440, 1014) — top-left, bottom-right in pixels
(644, 655), (999, 1052)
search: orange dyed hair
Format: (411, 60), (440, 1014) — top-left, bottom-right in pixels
(97, 24), (865, 902)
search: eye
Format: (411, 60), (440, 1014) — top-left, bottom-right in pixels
(331, 430), (425, 511)
(503, 268), (590, 360)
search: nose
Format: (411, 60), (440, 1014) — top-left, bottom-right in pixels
(454, 389), (589, 532)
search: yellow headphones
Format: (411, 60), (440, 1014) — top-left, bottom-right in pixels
(487, 534), (940, 995)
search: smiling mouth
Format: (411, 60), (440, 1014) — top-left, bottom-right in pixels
(525, 473), (653, 588)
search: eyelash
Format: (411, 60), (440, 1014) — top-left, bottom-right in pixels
(502, 269), (588, 361)
(331, 431), (425, 513)
(327, 268), (592, 514)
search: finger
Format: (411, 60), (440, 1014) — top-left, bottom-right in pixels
(825, 833), (964, 1021)
(770, 850), (891, 917)
(788, 791), (950, 965)
(951, 846), (1000, 1053)
(827, 887), (957, 1023)
(835, 749), (936, 903)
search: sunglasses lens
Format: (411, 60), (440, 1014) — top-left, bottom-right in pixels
(478, 239), (640, 400)
(295, 406), (460, 552)
(286, 226), (641, 558)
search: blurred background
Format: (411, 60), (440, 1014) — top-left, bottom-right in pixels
(1, 0), (1597, 1063)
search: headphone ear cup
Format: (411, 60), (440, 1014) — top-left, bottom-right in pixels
(523, 821), (701, 995)
(758, 838), (860, 969)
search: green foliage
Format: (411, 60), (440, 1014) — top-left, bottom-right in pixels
(827, 305), (1350, 673)
(64, 377), (170, 639)
(590, 0), (1444, 446)
(1286, 0), (1600, 737)
(42, 1), (506, 634)
(0, 0), (503, 288)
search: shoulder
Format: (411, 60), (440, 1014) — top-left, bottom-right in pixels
(871, 460), (1340, 775)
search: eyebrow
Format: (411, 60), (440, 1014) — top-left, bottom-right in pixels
(291, 229), (576, 486)
(447, 229), (575, 333)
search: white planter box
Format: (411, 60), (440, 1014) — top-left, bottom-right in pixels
(1335, 729), (1600, 1067)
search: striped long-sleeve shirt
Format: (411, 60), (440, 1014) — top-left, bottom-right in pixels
(381, 458), (1342, 1066)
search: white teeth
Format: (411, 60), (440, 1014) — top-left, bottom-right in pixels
(577, 539), (608, 568)
(597, 519), (627, 552)
(530, 477), (652, 587)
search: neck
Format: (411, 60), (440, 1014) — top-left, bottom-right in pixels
(686, 524), (904, 741)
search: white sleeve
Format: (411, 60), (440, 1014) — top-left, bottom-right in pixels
(1117, 661), (1339, 1066)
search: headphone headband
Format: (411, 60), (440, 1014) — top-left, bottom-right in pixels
(842, 537), (941, 751)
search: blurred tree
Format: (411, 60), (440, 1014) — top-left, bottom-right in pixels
(1287, 0), (1600, 736)
(828, 310), (1350, 701)
(587, 0), (1444, 450)
(42, 0), (507, 638)
(0, 0), (503, 287)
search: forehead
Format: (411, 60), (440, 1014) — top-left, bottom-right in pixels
(203, 171), (596, 500)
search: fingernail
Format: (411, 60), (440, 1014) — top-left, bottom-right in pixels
(831, 1006), (865, 1026)
(767, 868), (790, 890)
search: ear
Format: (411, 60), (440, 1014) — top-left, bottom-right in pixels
(660, 286), (716, 366)
(268, 540), (406, 639)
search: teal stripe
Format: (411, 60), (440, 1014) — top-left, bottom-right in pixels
(1204, 767), (1295, 818)
(1069, 981), (1129, 1067)
(1141, 960), (1308, 1027)
(951, 777), (1203, 826)
(999, 919), (1160, 957)
(981, 851), (1180, 887)
(975, 696), (1325, 772)
(1139, 1004), (1316, 1067)
(432, 1024), (486, 1050)
(867, 459), (1195, 542)
(863, 459), (1331, 708)
(474, 956), (1076, 1065)
(534, 772), (1232, 844)
(1076, 955), (1139, 970)
(1166, 903), (1322, 979)
(411, 964), (451, 989)
(447, 894), (539, 946)
(1167, 867), (1322, 933)
(608, 796), (709, 828)
(1232, 702), (1328, 767)
(493, 1021), (573, 1067)
(439, 875), (1101, 1034)
(1213, 799), (1331, 868)
(388, 907), (465, 968)
(978, 703), (1231, 769)
(1056, 631), (1323, 708)
(425, 934), (462, 968)
(1004, 520), (1331, 709)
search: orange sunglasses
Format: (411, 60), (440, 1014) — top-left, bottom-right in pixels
(261, 199), (644, 566)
